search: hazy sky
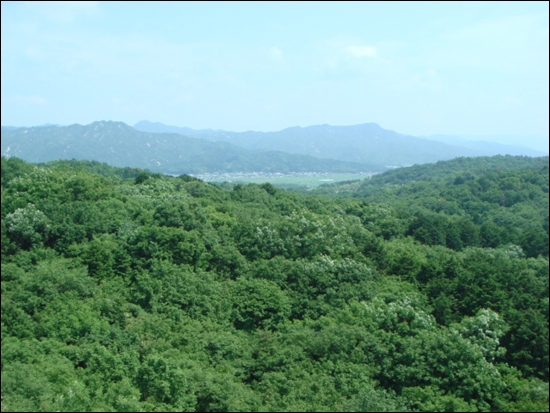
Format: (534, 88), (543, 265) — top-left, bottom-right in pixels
(1, 1), (548, 144)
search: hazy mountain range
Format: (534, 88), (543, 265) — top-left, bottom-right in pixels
(2, 120), (546, 175)
(0, 122), (378, 175)
(134, 121), (479, 167)
(420, 134), (548, 157)
(134, 121), (547, 165)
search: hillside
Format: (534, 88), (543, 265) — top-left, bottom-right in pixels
(309, 155), (549, 258)
(1, 122), (379, 175)
(1, 155), (548, 411)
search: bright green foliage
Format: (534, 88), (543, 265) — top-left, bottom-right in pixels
(1, 156), (548, 412)
(311, 156), (549, 257)
(5, 203), (50, 250)
(453, 309), (507, 361)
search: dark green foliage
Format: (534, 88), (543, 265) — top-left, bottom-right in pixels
(309, 156), (549, 257)
(2, 155), (548, 412)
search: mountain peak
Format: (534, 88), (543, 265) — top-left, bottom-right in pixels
(88, 120), (129, 127)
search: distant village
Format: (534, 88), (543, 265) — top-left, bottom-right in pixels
(190, 171), (375, 182)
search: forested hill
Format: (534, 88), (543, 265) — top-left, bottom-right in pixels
(356, 155), (548, 186)
(310, 156), (549, 258)
(1, 156), (548, 412)
(0, 121), (378, 174)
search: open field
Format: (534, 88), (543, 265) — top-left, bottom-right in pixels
(191, 172), (375, 188)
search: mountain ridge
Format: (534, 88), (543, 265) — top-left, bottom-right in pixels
(1, 121), (378, 175)
(134, 120), (547, 163)
(132, 120), (481, 166)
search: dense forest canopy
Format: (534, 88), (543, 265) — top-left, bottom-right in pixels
(1, 155), (548, 412)
(308, 156), (549, 258)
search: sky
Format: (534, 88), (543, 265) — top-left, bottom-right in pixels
(1, 1), (549, 150)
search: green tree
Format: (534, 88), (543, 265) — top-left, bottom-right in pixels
(5, 203), (50, 250)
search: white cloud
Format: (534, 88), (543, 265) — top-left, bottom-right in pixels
(4, 94), (48, 105)
(502, 96), (523, 108)
(437, 13), (548, 69)
(412, 69), (443, 92)
(344, 45), (377, 58)
(269, 46), (284, 62)
(23, 1), (99, 23)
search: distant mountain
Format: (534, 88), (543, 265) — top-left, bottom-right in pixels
(2, 123), (62, 131)
(1, 121), (378, 174)
(134, 121), (485, 167)
(422, 134), (548, 157)
(133, 120), (220, 137)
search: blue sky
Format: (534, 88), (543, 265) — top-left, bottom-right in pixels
(1, 1), (548, 149)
